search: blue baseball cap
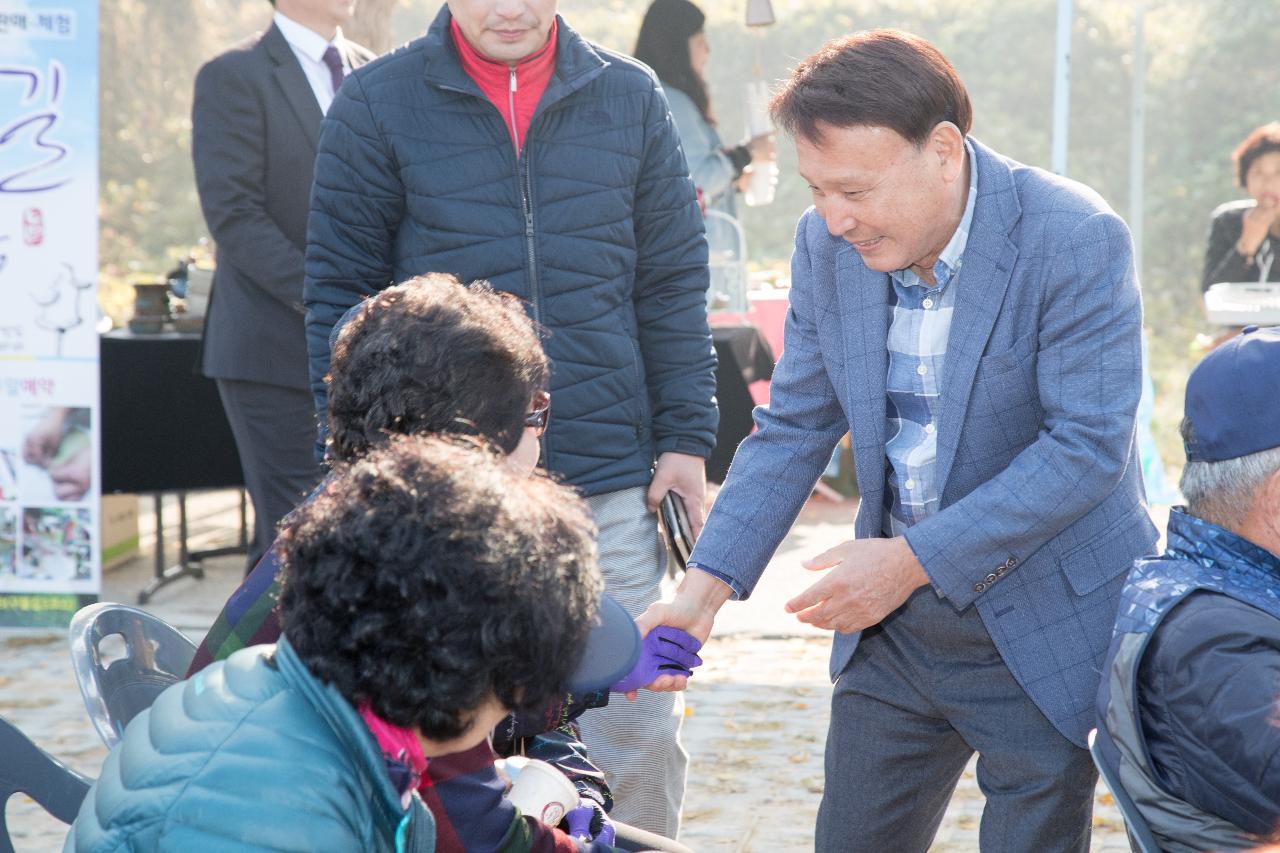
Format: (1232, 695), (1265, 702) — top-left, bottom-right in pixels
(1184, 325), (1280, 462)
(566, 593), (641, 694)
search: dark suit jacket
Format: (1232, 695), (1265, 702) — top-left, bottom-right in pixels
(192, 24), (373, 389)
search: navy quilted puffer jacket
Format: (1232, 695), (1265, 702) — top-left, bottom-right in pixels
(304, 7), (717, 496)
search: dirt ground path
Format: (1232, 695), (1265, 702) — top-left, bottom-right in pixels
(678, 632), (1133, 852)
(2, 491), (1149, 851)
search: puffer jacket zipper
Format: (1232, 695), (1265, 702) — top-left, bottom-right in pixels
(507, 67), (521, 152)
(510, 67), (542, 328)
(510, 66), (548, 461)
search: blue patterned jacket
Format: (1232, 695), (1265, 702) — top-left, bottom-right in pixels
(690, 138), (1157, 747)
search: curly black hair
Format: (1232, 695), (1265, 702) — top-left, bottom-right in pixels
(326, 273), (548, 461)
(278, 435), (601, 741)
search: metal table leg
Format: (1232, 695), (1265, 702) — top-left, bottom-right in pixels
(137, 490), (245, 604)
(185, 489), (249, 564)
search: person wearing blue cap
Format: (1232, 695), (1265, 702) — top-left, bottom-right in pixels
(1097, 325), (1280, 853)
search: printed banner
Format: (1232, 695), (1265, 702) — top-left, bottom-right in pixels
(0, 0), (98, 626)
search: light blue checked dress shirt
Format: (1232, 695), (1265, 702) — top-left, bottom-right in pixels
(691, 144), (978, 597)
(883, 142), (978, 536)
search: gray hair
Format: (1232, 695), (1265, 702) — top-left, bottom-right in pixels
(1178, 417), (1280, 529)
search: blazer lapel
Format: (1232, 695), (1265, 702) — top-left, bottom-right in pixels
(262, 24), (322, 153)
(834, 240), (891, 517)
(932, 141), (1021, 494)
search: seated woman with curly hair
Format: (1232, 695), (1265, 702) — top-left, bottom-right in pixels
(190, 274), (552, 676)
(183, 275), (700, 851)
(185, 275), (647, 849)
(66, 436), (638, 852)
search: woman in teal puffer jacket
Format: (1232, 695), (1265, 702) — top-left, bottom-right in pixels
(65, 437), (627, 852)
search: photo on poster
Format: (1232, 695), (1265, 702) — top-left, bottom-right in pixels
(19, 405), (92, 503)
(0, 507), (15, 575)
(0, 404), (17, 500)
(14, 507), (92, 586)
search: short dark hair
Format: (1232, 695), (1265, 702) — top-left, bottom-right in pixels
(279, 436), (601, 741)
(326, 274), (548, 461)
(1232, 122), (1280, 187)
(770, 29), (973, 146)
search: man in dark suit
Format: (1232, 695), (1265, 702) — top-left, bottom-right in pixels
(191, 0), (373, 571)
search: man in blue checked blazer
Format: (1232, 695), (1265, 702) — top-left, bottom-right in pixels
(639, 30), (1158, 853)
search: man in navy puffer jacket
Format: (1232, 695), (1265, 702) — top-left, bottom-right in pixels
(303, 1), (716, 836)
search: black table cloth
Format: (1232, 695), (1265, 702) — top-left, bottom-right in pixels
(99, 331), (243, 494)
(708, 324), (775, 484)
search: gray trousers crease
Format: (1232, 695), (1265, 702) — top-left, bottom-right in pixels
(214, 378), (319, 572)
(816, 586), (1096, 853)
(577, 486), (687, 839)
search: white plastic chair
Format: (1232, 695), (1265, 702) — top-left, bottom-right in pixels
(68, 602), (196, 747)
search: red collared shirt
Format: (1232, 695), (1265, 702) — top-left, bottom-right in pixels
(450, 18), (558, 153)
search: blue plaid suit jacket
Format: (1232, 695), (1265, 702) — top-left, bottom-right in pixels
(690, 139), (1158, 746)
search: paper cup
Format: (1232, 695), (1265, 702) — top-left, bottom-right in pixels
(505, 757), (579, 826)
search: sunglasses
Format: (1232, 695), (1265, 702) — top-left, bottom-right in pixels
(524, 391), (551, 434)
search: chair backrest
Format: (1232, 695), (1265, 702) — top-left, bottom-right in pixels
(0, 715), (93, 853)
(704, 209), (750, 313)
(68, 602), (197, 748)
(1088, 728), (1162, 853)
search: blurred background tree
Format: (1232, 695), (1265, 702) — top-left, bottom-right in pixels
(98, 0), (1280, 472)
(346, 0), (397, 52)
(97, 0), (396, 315)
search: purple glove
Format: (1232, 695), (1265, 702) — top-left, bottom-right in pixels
(610, 626), (703, 693)
(564, 797), (615, 845)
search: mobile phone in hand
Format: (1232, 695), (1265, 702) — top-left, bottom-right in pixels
(659, 491), (695, 570)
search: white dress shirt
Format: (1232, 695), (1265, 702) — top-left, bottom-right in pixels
(273, 11), (349, 114)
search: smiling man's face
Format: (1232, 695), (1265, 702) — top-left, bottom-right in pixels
(447, 0), (557, 63)
(797, 121), (966, 281)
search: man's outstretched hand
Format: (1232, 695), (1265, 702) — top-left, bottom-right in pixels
(612, 627), (703, 694)
(634, 568), (733, 692)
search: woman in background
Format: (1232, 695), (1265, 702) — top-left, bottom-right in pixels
(634, 0), (772, 227)
(1202, 121), (1280, 290)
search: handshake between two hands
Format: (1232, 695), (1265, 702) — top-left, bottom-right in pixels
(541, 629), (702, 844)
(611, 626), (704, 696)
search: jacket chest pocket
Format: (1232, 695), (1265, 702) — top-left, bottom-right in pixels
(966, 330), (1042, 443)
(977, 329), (1037, 378)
